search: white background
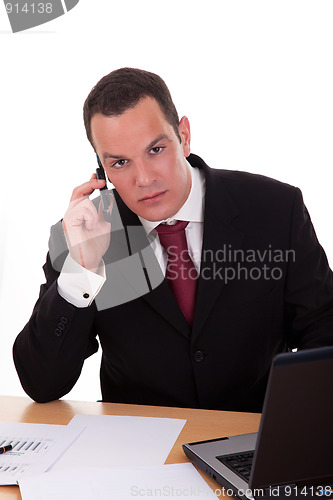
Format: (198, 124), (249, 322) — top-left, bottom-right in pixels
(0, 1), (332, 402)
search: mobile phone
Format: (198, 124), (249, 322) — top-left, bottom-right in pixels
(96, 156), (112, 222)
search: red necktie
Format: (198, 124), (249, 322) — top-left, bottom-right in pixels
(155, 221), (198, 325)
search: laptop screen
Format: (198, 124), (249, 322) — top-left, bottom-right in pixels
(250, 347), (333, 489)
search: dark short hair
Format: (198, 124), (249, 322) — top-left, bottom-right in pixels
(83, 67), (181, 148)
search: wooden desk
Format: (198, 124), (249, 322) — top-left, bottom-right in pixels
(0, 396), (261, 499)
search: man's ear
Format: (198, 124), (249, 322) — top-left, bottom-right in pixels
(178, 116), (191, 157)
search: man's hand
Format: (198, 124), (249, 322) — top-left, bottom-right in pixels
(62, 174), (113, 273)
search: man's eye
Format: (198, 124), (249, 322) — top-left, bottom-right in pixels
(113, 159), (127, 168)
(150, 146), (164, 154)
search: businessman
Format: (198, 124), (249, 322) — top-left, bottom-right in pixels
(13, 68), (333, 412)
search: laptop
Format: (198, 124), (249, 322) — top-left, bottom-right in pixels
(183, 346), (333, 499)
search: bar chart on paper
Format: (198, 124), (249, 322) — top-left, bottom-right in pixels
(0, 435), (56, 454)
(0, 422), (84, 484)
(0, 435), (56, 477)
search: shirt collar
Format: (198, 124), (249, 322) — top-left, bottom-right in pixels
(139, 160), (205, 235)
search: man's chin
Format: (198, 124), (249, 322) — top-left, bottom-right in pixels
(138, 208), (175, 223)
(142, 214), (170, 223)
(135, 203), (175, 222)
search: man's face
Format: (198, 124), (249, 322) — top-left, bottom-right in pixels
(91, 97), (192, 222)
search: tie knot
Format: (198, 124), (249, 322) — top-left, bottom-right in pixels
(156, 220), (188, 252)
(155, 220), (189, 235)
(155, 221), (189, 252)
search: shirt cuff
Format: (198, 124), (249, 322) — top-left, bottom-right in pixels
(57, 254), (106, 307)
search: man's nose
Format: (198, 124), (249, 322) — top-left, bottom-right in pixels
(134, 161), (155, 187)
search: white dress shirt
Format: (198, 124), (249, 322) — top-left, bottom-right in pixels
(57, 161), (205, 307)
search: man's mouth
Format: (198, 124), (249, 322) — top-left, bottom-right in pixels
(139, 191), (167, 205)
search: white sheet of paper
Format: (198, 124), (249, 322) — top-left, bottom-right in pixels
(0, 422), (84, 485)
(18, 463), (218, 500)
(50, 414), (186, 470)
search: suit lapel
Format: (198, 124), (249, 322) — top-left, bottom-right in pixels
(190, 158), (245, 340)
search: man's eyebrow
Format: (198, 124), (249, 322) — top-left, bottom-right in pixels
(103, 152), (124, 161)
(146, 134), (171, 150)
(102, 134), (171, 161)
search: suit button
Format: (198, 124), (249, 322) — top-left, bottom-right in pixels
(194, 351), (204, 363)
(57, 322), (65, 330)
(55, 328), (63, 337)
(60, 316), (68, 324)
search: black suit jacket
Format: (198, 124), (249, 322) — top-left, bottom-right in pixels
(13, 154), (333, 412)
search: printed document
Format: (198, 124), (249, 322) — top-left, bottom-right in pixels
(0, 422), (84, 485)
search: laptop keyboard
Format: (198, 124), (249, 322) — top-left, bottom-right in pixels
(216, 451), (254, 482)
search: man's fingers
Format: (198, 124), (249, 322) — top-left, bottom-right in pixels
(63, 175), (112, 272)
(70, 176), (106, 202)
(64, 198), (99, 232)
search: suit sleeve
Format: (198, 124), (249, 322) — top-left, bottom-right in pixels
(285, 188), (333, 349)
(13, 223), (99, 403)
